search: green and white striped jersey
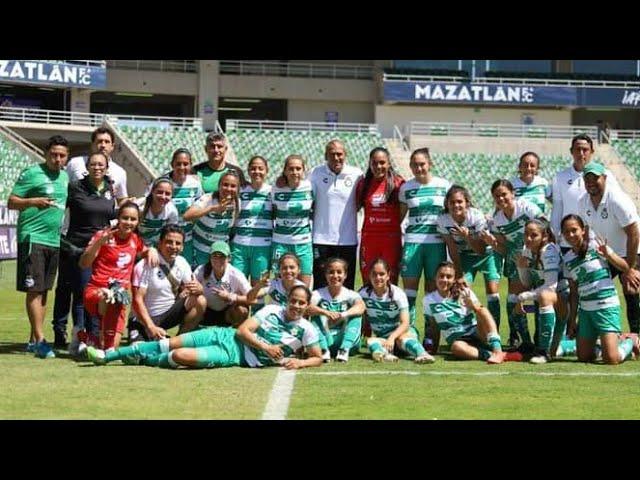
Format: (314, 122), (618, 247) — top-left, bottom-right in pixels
(490, 198), (543, 257)
(233, 184), (273, 247)
(562, 238), (620, 311)
(243, 304), (319, 367)
(271, 180), (314, 245)
(437, 207), (490, 257)
(521, 242), (561, 288)
(358, 284), (410, 338)
(136, 200), (180, 247)
(399, 177), (451, 244)
(311, 286), (362, 335)
(511, 176), (550, 213)
(170, 174), (204, 241)
(423, 290), (478, 345)
(192, 194), (235, 257)
(266, 278), (304, 306)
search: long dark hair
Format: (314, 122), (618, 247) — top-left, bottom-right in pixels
(524, 219), (555, 269)
(561, 214), (588, 259)
(276, 154), (306, 187)
(363, 257), (394, 300)
(213, 170), (241, 226)
(85, 152), (115, 199)
(357, 147), (403, 209)
(443, 184), (473, 214)
(143, 178), (174, 219)
(117, 201), (141, 235)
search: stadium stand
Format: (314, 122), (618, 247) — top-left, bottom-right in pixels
(0, 130), (43, 201)
(611, 138), (640, 181)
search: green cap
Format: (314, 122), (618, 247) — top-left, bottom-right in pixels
(210, 241), (230, 257)
(583, 162), (606, 177)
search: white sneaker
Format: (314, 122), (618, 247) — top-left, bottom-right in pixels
(322, 350), (331, 363)
(373, 351), (398, 363)
(529, 354), (548, 364)
(335, 349), (349, 362)
(414, 352), (435, 364)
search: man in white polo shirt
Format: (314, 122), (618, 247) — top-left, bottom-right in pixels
(579, 161), (640, 334)
(66, 126), (129, 202)
(129, 224), (207, 341)
(309, 139), (363, 289)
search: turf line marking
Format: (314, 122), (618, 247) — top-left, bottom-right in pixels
(261, 368), (296, 420)
(299, 370), (640, 377)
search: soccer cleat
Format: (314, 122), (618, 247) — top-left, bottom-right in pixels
(54, 332), (68, 349)
(422, 338), (436, 355)
(414, 352), (435, 364)
(487, 351), (507, 364)
(504, 351), (524, 362)
(322, 350), (331, 363)
(34, 340), (55, 359)
(25, 342), (36, 353)
(86, 346), (106, 365)
(335, 349), (349, 363)
(529, 354), (548, 365)
(620, 333), (640, 359)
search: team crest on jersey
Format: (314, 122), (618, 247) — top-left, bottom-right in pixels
(322, 177), (329, 184)
(568, 179), (573, 185)
(24, 275), (35, 289)
(601, 208), (608, 219)
(117, 253), (132, 269)
(344, 177), (353, 187)
(586, 209), (592, 217)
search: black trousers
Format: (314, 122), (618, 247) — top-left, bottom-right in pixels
(312, 244), (357, 290)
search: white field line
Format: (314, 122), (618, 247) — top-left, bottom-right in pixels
(299, 370), (640, 377)
(261, 369), (297, 420)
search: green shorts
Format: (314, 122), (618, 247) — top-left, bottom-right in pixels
(401, 242), (447, 281)
(577, 306), (622, 340)
(271, 242), (313, 276)
(461, 251), (501, 284)
(181, 326), (244, 368)
(231, 243), (271, 281)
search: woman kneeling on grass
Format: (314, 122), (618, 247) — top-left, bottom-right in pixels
(86, 285), (323, 370)
(358, 258), (435, 364)
(561, 214), (639, 365)
(423, 262), (515, 364)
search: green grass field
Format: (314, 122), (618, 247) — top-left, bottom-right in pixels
(1, 259), (638, 420)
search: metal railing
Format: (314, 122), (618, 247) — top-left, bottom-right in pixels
(220, 61), (375, 80)
(0, 106), (203, 129)
(31, 60), (106, 68)
(409, 122), (598, 139)
(393, 125), (409, 151)
(383, 72), (640, 89)
(610, 130), (640, 140)
(0, 107), (107, 127)
(0, 124), (44, 158)
(226, 119), (379, 134)
(106, 60), (197, 73)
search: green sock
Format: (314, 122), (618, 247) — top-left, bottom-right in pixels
(369, 341), (385, 355)
(618, 338), (634, 362)
(487, 294), (501, 331)
(141, 353), (161, 367)
(340, 316), (362, 351)
(478, 348), (491, 360)
(537, 306), (556, 353)
(104, 340), (164, 363)
(557, 338), (577, 357)
(486, 332), (502, 352)
(506, 297), (518, 340)
(406, 289), (417, 326)
(402, 337), (426, 357)
(508, 295), (531, 343)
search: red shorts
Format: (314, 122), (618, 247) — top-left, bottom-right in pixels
(359, 233), (402, 284)
(84, 285), (127, 334)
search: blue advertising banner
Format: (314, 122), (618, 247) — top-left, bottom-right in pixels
(0, 61), (106, 89)
(384, 81), (640, 108)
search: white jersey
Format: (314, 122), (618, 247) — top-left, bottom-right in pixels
(562, 238), (620, 311)
(309, 163), (363, 245)
(271, 180), (314, 245)
(521, 242), (561, 289)
(192, 194), (235, 257)
(358, 284), (410, 337)
(511, 175), (550, 213)
(169, 174), (204, 243)
(578, 185), (640, 257)
(399, 176), (451, 244)
(311, 286), (362, 335)
(423, 289), (479, 345)
(490, 198), (543, 256)
(233, 184), (273, 247)
(132, 255), (192, 317)
(66, 156), (128, 199)
(194, 263), (251, 311)
(437, 207), (490, 256)
(137, 200), (180, 247)
(550, 164), (620, 246)
(266, 278), (305, 306)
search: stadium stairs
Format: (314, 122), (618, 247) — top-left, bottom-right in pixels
(0, 125), (45, 201)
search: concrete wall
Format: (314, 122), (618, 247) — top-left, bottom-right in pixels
(287, 100), (374, 123)
(410, 136), (572, 156)
(219, 75), (375, 103)
(375, 104), (572, 138)
(106, 69), (198, 96)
